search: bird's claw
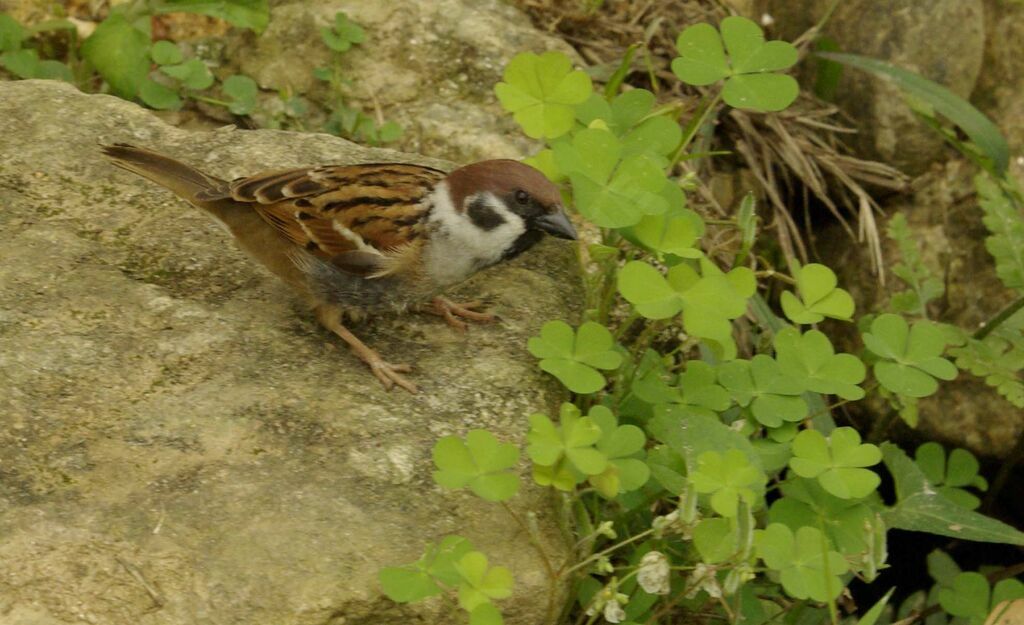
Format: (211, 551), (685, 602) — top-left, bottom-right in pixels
(369, 359), (418, 393)
(431, 297), (496, 331)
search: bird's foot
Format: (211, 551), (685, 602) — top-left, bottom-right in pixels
(429, 296), (496, 331)
(366, 358), (418, 393)
(316, 305), (418, 393)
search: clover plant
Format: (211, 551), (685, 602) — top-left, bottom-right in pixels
(380, 15), (1024, 625)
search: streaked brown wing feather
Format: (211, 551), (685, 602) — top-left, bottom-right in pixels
(214, 163), (446, 260)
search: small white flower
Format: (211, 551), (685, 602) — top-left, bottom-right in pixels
(651, 510), (679, 537)
(686, 563), (723, 599)
(761, 13), (775, 27)
(637, 551), (671, 595)
(604, 598), (627, 623)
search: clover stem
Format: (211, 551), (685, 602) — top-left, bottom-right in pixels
(560, 528), (656, 578)
(973, 294), (1024, 340)
(818, 518), (841, 625)
(866, 406), (900, 444)
(670, 90), (723, 168)
(612, 311), (641, 342)
(631, 319), (665, 360)
(191, 94), (232, 107)
(499, 501), (559, 622)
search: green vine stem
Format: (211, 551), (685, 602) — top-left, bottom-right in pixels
(973, 294), (1024, 340)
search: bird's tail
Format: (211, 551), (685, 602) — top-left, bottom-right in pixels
(101, 143), (228, 201)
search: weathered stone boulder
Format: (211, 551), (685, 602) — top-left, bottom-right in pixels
(0, 80), (578, 624)
(763, 0), (987, 176)
(226, 0), (578, 164)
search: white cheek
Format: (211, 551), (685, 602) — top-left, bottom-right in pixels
(423, 186), (526, 286)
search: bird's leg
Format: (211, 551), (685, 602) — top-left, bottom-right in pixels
(314, 305), (418, 393)
(427, 296), (497, 331)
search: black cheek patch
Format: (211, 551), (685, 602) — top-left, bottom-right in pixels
(467, 196), (507, 231)
(502, 230), (544, 261)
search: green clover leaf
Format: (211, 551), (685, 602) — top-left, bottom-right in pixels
(718, 355), (807, 427)
(577, 89), (683, 159)
(693, 517), (738, 563)
(668, 360), (732, 419)
(150, 40), (183, 65)
(914, 443), (988, 510)
(780, 263), (855, 324)
(527, 320), (622, 393)
(618, 258), (755, 358)
(789, 428), (881, 499)
(222, 74), (259, 115)
(671, 16), (798, 111)
(81, 14), (150, 98)
(862, 314), (958, 398)
(587, 405), (649, 497)
(527, 403), (608, 490)
(379, 535), (474, 602)
(432, 430), (520, 502)
(690, 449), (765, 517)
(0, 47), (70, 81)
(774, 327), (866, 400)
(138, 78), (182, 110)
(495, 51), (592, 139)
(160, 58), (214, 90)
(755, 524), (850, 601)
(553, 128), (670, 228)
(0, 13), (28, 53)
(938, 572), (1024, 622)
(455, 551), (513, 612)
(321, 11), (365, 52)
(769, 478), (878, 556)
(628, 204), (705, 258)
(469, 603), (504, 625)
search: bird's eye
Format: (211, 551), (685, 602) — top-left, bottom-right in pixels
(514, 190), (530, 205)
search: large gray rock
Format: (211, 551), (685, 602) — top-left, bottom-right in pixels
(227, 0), (578, 164)
(764, 0), (987, 176)
(0, 80), (578, 624)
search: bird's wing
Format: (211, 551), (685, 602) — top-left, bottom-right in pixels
(200, 163), (447, 274)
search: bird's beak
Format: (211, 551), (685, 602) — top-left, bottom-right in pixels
(534, 209), (578, 240)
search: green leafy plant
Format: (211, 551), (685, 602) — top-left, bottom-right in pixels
(527, 321), (622, 393)
(379, 536), (513, 625)
(433, 430), (520, 502)
(1, 5), (265, 116)
(885, 214), (945, 316)
(913, 442), (988, 510)
(938, 572), (1024, 625)
(314, 11), (401, 145)
(863, 314), (958, 397)
(0, 13), (73, 81)
(789, 428), (882, 499)
(380, 16), (1024, 625)
(755, 524), (850, 601)
(672, 16), (799, 112)
(495, 51), (592, 139)
(780, 263), (855, 324)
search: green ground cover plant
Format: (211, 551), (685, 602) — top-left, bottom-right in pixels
(0, 4), (400, 144)
(381, 16), (1024, 625)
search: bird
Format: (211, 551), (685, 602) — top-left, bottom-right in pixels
(101, 144), (577, 393)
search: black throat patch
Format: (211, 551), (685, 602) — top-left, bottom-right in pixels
(502, 230), (544, 261)
(466, 196), (507, 231)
